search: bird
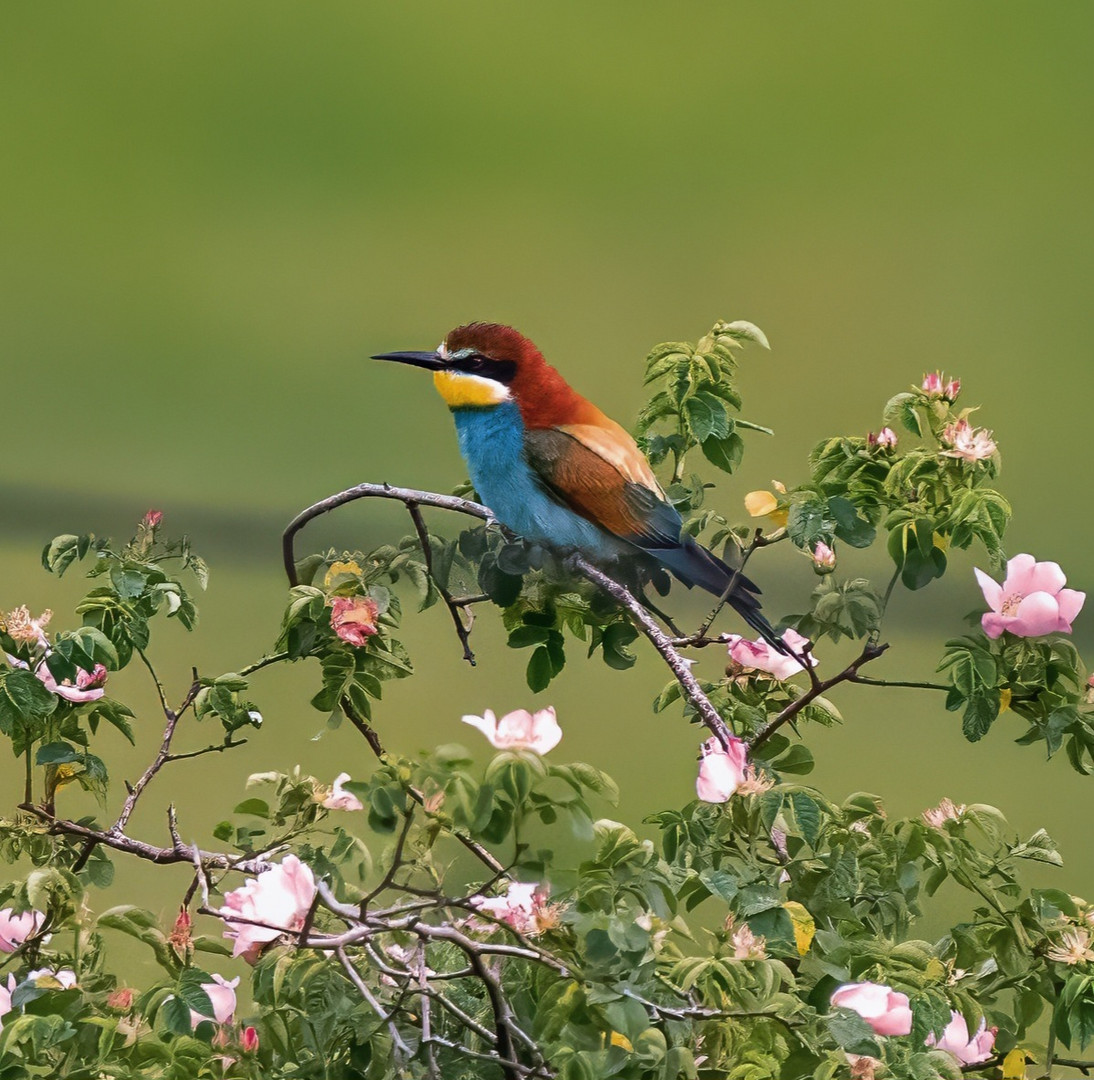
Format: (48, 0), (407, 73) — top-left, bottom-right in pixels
(372, 322), (783, 648)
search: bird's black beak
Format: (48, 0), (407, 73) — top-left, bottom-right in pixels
(371, 350), (445, 371)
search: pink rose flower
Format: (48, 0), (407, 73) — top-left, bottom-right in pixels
(727, 627), (816, 681)
(831, 981), (913, 1036)
(462, 707), (562, 754)
(0, 974), (16, 1027)
(329, 596), (380, 646)
(241, 1025), (260, 1053)
(470, 881), (558, 936)
(944, 377), (961, 402)
(190, 973), (239, 1028)
(812, 541), (836, 572)
(143, 509), (164, 529)
(921, 372), (943, 395)
(219, 854), (317, 964)
(696, 735), (749, 803)
(974, 554), (1085, 639)
(926, 1010), (996, 1065)
(941, 418), (996, 463)
(322, 773), (364, 811)
(5, 654), (108, 704)
(0, 907), (44, 952)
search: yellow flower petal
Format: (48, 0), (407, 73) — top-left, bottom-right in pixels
(324, 560), (363, 587)
(609, 1032), (633, 1051)
(783, 901), (815, 956)
(1002, 1048), (1033, 1080)
(999, 687), (1012, 712)
(745, 491), (778, 518)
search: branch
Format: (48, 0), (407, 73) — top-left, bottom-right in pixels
(750, 641), (889, 750)
(406, 500), (477, 665)
(21, 803), (275, 874)
(282, 485), (735, 747)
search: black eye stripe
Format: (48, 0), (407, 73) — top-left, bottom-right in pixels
(448, 353), (517, 384)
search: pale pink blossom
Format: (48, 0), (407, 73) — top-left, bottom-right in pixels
(462, 707), (562, 754)
(696, 735), (749, 803)
(26, 967), (78, 989)
(0, 907), (44, 952)
(926, 1011), (996, 1065)
(5, 653), (108, 704)
(190, 974), (239, 1028)
(921, 372), (943, 395)
(975, 554), (1085, 639)
(941, 418), (996, 463)
(922, 797), (966, 829)
(220, 854), (317, 964)
(726, 627), (816, 681)
(831, 982), (913, 1036)
(0, 974), (16, 1027)
(329, 595), (380, 646)
(321, 773), (364, 811)
(470, 881), (559, 936)
(867, 427), (898, 451)
(812, 541), (836, 572)
(731, 923), (767, 959)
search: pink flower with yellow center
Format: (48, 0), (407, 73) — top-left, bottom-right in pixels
(941, 418), (996, 463)
(696, 735), (749, 803)
(726, 627), (816, 681)
(329, 595), (380, 646)
(974, 554), (1085, 639)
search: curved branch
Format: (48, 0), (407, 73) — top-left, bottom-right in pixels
(282, 483), (733, 748)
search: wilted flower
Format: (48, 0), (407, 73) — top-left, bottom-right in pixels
(926, 1010), (996, 1065)
(0, 907), (44, 952)
(731, 922), (767, 960)
(2, 605), (52, 646)
(941, 418), (996, 464)
(1046, 927), (1094, 966)
(975, 554), (1085, 639)
(462, 707), (562, 754)
(190, 974), (239, 1029)
(696, 735), (749, 803)
(329, 595), (380, 646)
(321, 773), (364, 811)
(922, 797), (966, 829)
(241, 1026), (260, 1053)
(26, 967), (78, 989)
(727, 627), (816, 681)
(220, 854), (318, 963)
(831, 982), (914, 1036)
(848, 1054), (882, 1080)
(812, 541), (836, 573)
(169, 907), (193, 952)
(107, 987), (135, 1013)
(471, 881), (560, 936)
(735, 764), (775, 797)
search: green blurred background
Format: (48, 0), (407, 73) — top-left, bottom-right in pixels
(2, 3), (1092, 966)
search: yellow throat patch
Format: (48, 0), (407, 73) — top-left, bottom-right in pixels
(433, 370), (509, 408)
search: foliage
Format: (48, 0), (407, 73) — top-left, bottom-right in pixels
(0, 323), (1090, 1079)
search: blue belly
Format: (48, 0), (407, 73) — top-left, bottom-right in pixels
(451, 403), (630, 560)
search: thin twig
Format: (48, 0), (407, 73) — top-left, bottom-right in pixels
(750, 641), (889, 750)
(406, 500), (477, 665)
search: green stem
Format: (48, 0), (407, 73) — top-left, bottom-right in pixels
(238, 652), (289, 678)
(24, 745), (32, 806)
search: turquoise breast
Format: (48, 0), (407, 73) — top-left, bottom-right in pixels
(450, 402), (629, 559)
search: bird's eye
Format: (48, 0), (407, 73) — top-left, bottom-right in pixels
(465, 354), (485, 371)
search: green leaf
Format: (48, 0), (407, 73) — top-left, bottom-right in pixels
(527, 647), (554, 692)
(701, 432), (745, 473)
(828, 497), (876, 548)
(827, 1009), (882, 1058)
(36, 741), (80, 765)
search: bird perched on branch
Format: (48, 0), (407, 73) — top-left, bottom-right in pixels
(373, 323), (782, 648)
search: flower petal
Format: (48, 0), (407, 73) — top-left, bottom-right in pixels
(461, 710), (499, 746)
(1024, 560), (1068, 596)
(973, 567), (1003, 612)
(981, 612), (1009, 639)
(1057, 589), (1086, 628)
(1002, 553), (1037, 594)
(1011, 591), (1064, 637)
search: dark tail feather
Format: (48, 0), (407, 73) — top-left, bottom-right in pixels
(651, 535), (789, 654)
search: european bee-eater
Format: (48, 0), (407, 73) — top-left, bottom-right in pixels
(373, 323), (781, 646)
